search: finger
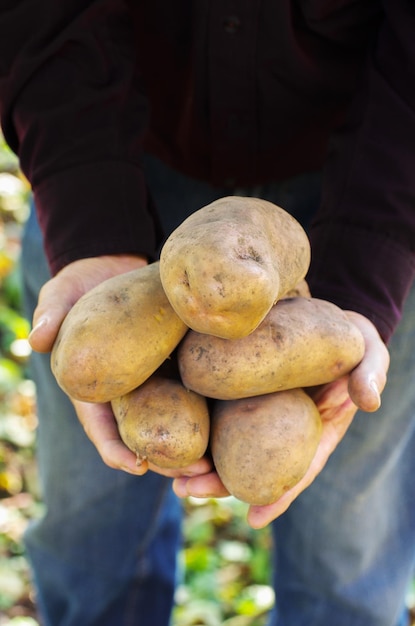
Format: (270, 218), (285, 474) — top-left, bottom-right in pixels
(345, 311), (390, 412)
(29, 264), (92, 352)
(29, 255), (149, 353)
(307, 375), (350, 408)
(173, 471), (230, 499)
(74, 400), (145, 474)
(146, 456), (214, 480)
(76, 398), (214, 478)
(29, 279), (77, 353)
(29, 293), (71, 353)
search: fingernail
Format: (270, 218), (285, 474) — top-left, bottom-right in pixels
(29, 317), (48, 337)
(369, 379), (381, 408)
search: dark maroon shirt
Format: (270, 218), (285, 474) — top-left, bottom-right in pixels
(1, 0), (415, 342)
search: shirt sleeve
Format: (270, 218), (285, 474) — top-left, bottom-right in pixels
(307, 0), (415, 344)
(0, 0), (162, 275)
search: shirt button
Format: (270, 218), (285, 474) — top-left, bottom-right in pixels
(223, 15), (241, 34)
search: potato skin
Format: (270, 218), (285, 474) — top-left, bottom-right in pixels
(159, 196), (311, 339)
(51, 262), (188, 403)
(178, 297), (365, 400)
(282, 278), (311, 299)
(210, 389), (322, 506)
(111, 374), (210, 469)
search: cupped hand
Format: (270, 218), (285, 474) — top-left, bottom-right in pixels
(173, 311), (390, 527)
(28, 254), (214, 479)
(28, 254), (148, 353)
(74, 398), (213, 478)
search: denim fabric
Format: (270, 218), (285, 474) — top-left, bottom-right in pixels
(21, 155), (415, 625)
(22, 207), (182, 626)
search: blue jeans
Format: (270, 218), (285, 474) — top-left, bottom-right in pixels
(22, 155), (415, 626)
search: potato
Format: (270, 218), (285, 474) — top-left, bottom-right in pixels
(51, 262), (188, 403)
(111, 371), (210, 469)
(210, 388), (322, 505)
(282, 278), (310, 299)
(159, 196), (310, 339)
(178, 297), (365, 400)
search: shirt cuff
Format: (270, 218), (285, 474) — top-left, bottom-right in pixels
(33, 161), (163, 275)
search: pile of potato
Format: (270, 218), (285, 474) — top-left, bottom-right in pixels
(51, 197), (365, 505)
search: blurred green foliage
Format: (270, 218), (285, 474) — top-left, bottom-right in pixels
(174, 497), (273, 625)
(0, 132), (41, 625)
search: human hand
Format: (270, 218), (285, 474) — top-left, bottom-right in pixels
(29, 254), (149, 352)
(28, 254), (214, 478)
(173, 311), (390, 527)
(73, 398), (213, 477)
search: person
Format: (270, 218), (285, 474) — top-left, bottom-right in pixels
(1, 1), (414, 624)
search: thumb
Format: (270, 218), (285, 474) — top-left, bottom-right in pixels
(345, 311), (390, 413)
(28, 254), (149, 354)
(29, 278), (77, 353)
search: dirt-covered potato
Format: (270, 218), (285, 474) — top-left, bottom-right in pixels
(159, 196), (310, 339)
(210, 388), (322, 505)
(112, 373), (210, 469)
(51, 262), (188, 403)
(178, 297), (365, 400)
